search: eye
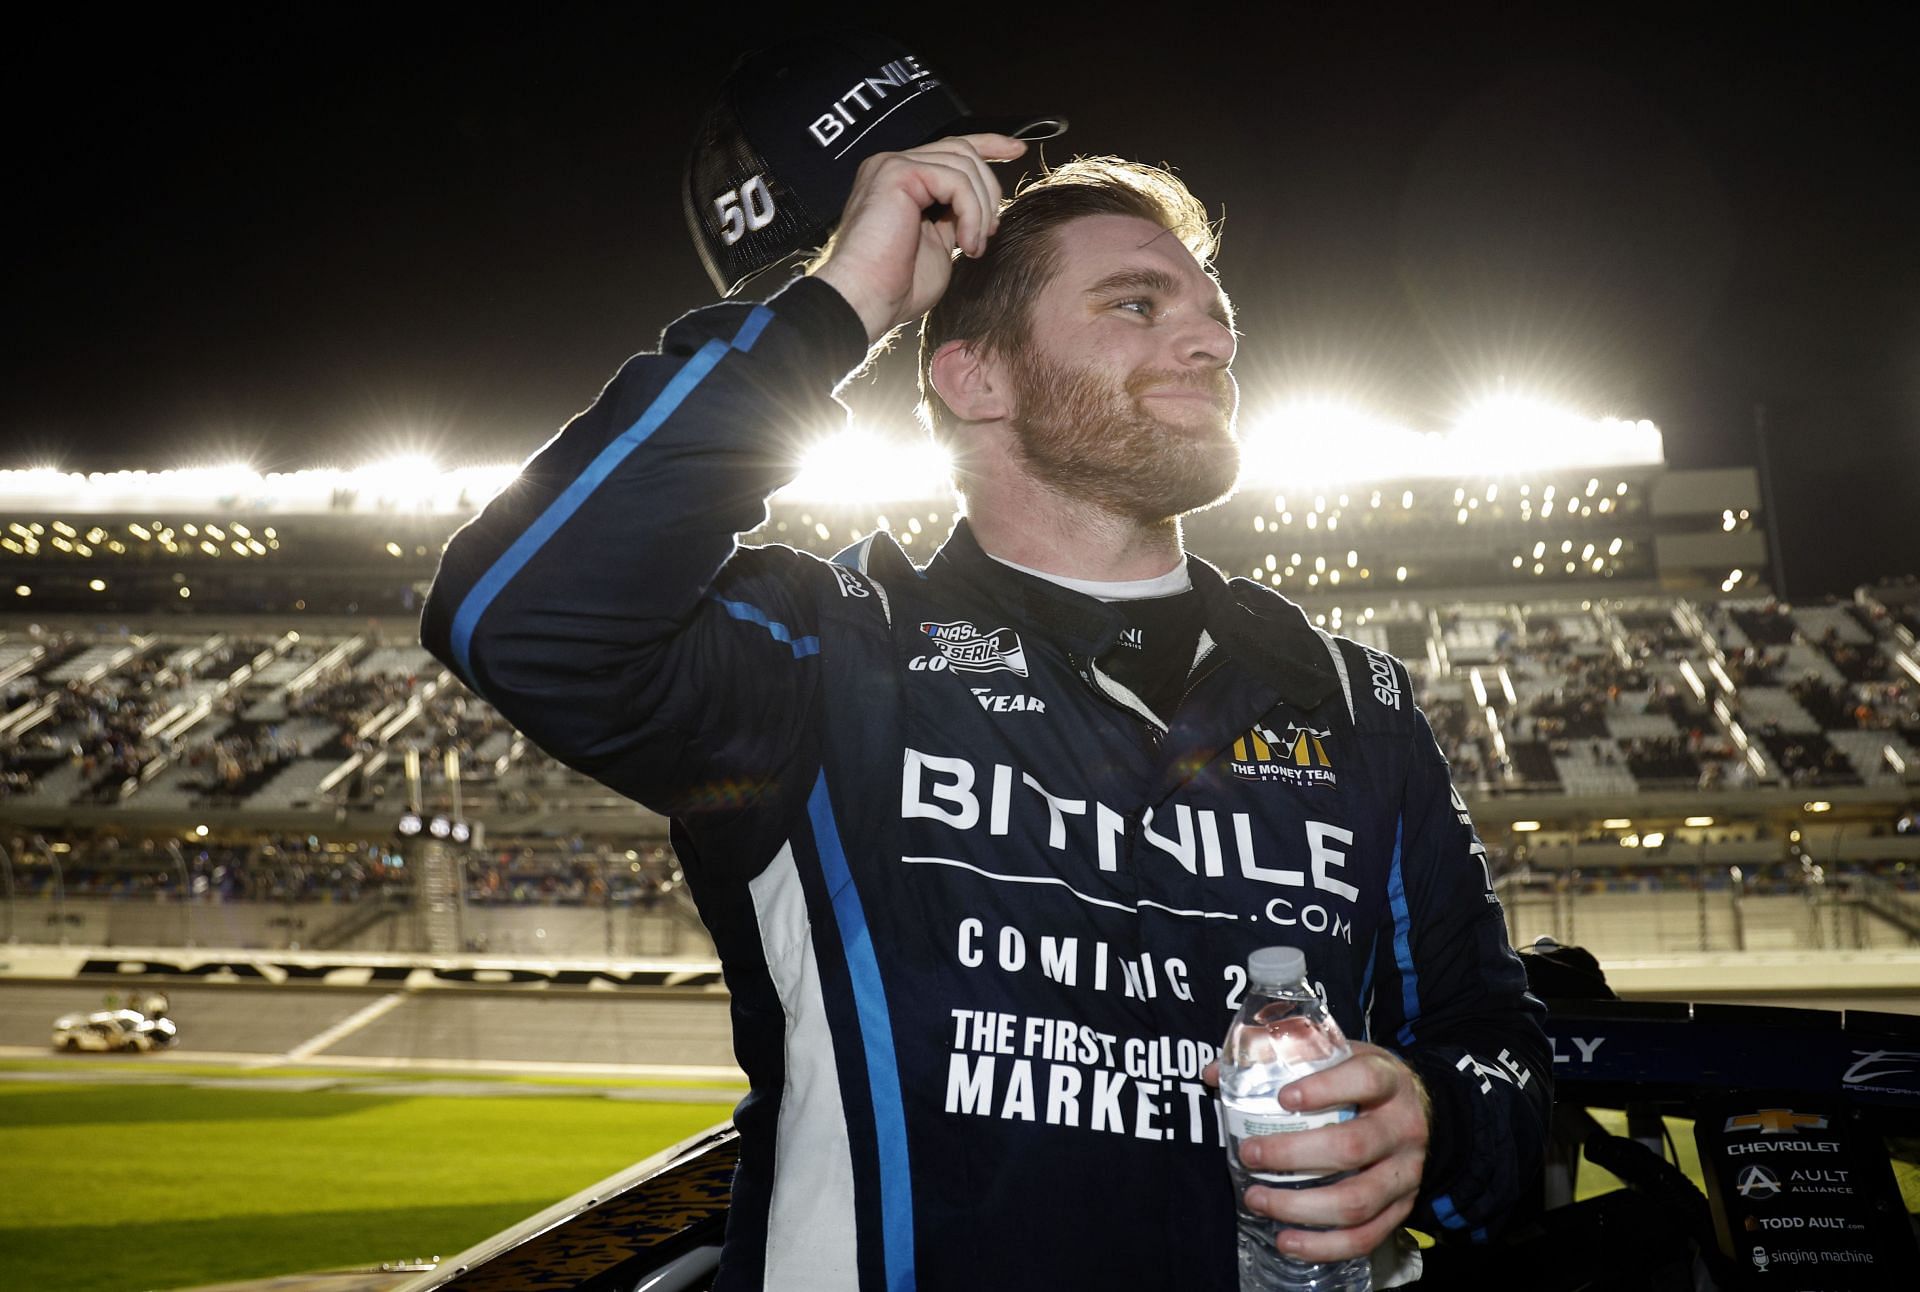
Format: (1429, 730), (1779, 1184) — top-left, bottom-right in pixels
(1113, 297), (1157, 317)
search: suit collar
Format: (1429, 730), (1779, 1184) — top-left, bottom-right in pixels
(923, 518), (1340, 711)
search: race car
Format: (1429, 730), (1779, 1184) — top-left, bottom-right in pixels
(50, 994), (177, 1053)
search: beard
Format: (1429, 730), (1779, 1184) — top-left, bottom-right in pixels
(1005, 350), (1241, 524)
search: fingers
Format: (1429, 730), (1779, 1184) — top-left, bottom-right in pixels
(1278, 1047), (1405, 1114)
(945, 131), (1030, 163)
(907, 138), (1008, 255)
(1238, 1049), (1427, 1181)
(1234, 1047), (1429, 1262)
(810, 133), (1026, 341)
(1239, 1111), (1378, 1178)
(849, 150), (992, 256)
(1242, 1151), (1423, 1255)
(1247, 1173), (1419, 1263)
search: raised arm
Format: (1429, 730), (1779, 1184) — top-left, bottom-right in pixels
(419, 133), (1027, 815)
(419, 278), (869, 812)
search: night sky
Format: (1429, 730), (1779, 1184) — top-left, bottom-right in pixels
(7, 4), (1916, 596)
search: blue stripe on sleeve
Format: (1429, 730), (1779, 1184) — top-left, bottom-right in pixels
(1431, 1194), (1489, 1244)
(710, 597), (820, 658)
(1386, 814), (1421, 1045)
(448, 306), (777, 682)
(731, 304), (774, 349)
(808, 772), (915, 1291)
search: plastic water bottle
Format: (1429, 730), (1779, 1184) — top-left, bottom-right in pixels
(1220, 945), (1372, 1292)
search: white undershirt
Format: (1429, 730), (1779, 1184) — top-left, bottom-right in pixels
(988, 552), (1192, 602)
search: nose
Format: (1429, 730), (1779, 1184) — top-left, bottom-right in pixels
(1177, 311), (1236, 370)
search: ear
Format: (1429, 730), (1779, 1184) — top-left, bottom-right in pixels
(929, 339), (1011, 423)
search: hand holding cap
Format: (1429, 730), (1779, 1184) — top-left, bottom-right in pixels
(683, 29), (1066, 296)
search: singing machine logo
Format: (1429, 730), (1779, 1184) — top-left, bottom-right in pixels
(917, 621), (1029, 677)
(1231, 722), (1336, 787)
(1724, 1109), (1830, 1135)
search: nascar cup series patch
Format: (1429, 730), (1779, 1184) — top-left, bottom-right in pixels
(917, 620), (1029, 677)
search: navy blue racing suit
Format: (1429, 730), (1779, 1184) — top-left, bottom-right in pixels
(421, 275), (1550, 1291)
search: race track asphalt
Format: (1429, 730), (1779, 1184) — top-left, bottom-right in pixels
(0, 981), (741, 1072)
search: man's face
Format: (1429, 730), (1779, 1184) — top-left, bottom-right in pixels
(1002, 213), (1240, 523)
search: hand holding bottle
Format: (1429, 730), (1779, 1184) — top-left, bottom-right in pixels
(1209, 1038), (1430, 1265)
(1212, 946), (1430, 1280)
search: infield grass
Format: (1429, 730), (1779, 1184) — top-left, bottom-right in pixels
(5, 1070), (1912, 1290)
(0, 1070), (733, 1291)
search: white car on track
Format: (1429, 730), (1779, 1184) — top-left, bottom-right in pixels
(50, 994), (178, 1053)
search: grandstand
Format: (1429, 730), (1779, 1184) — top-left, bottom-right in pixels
(2, 442), (1915, 969)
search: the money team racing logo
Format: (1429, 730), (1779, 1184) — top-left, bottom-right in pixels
(1231, 722), (1336, 788)
(916, 621), (1029, 677)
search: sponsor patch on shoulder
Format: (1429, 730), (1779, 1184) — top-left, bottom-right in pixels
(1362, 646), (1401, 710)
(831, 565), (871, 598)
(917, 620), (1029, 677)
(1230, 721), (1337, 787)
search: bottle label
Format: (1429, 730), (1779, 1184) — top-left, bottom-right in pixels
(1225, 1105), (1355, 1184)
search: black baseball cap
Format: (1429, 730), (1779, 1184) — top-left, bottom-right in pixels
(684, 30), (1067, 296)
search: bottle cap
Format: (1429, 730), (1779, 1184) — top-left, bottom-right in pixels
(1247, 945), (1306, 983)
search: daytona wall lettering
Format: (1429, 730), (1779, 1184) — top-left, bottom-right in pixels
(74, 958), (722, 990)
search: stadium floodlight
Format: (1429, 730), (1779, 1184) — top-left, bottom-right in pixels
(0, 460), (529, 514)
(1235, 394), (1663, 490)
(1447, 394), (1664, 475)
(209, 461), (260, 491)
(353, 455), (443, 508)
(773, 425), (954, 503)
(1238, 400), (1439, 487)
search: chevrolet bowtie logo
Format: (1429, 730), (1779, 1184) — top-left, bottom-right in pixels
(1723, 1108), (1830, 1135)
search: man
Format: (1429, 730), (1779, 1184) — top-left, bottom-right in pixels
(423, 131), (1549, 1289)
